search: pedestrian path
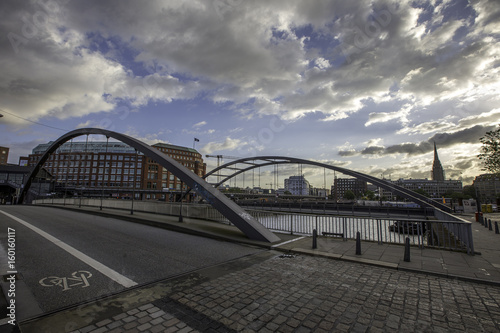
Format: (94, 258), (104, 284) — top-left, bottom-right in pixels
(278, 212), (500, 285)
(16, 205), (500, 332)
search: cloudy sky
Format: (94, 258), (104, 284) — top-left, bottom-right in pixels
(1, 0), (499, 187)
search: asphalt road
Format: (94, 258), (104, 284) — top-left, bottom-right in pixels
(0, 205), (263, 319)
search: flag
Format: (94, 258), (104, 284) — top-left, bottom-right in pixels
(194, 138), (199, 142)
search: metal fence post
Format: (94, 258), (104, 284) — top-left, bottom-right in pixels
(404, 237), (410, 262)
(356, 231), (361, 255)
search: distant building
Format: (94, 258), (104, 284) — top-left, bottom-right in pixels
(284, 175), (310, 195)
(474, 174), (500, 204)
(0, 146), (9, 165)
(380, 178), (462, 200)
(332, 178), (367, 200)
(28, 141), (206, 200)
(18, 156), (29, 166)
(310, 188), (330, 198)
(376, 143), (461, 201)
(431, 142), (445, 181)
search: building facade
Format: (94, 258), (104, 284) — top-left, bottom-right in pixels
(0, 146), (9, 165)
(473, 174), (500, 204)
(28, 141), (206, 200)
(332, 177), (367, 200)
(380, 178), (463, 200)
(284, 175), (310, 195)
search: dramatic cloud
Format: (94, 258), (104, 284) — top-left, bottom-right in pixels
(1, 0), (498, 185)
(341, 125), (495, 157)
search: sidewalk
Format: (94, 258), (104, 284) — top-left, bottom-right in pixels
(17, 205), (500, 332)
(278, 212), (500, 285)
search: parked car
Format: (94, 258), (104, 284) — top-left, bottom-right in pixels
(389, 220), (426, 235)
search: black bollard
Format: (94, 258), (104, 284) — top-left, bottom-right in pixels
(489, 219), (493, 231)
(312, 229), (317, 249)
(404, 237), (411, 262)
(495, 222), (499, 234)
(356, 231), (361, 255)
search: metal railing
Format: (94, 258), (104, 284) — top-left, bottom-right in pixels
(197, 207), (473, 253)
(33, 199), (474, 253)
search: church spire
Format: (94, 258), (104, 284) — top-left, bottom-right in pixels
(432, 142), (445, 181)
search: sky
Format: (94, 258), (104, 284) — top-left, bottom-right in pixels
(0, 0), (499, 188)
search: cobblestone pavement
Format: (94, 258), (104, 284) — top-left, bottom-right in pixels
(168, 254), (500, 333)
(65, 252), (500, 333)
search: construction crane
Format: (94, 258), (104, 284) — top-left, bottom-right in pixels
(205, 154), (240, 168)
(205, 155), (241, 187)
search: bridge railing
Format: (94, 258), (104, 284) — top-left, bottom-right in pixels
(33, 199), (474, 253)
(244, 209), (473, 253)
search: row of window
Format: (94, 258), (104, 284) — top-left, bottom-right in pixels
(59, 175), (142, 181)
(44, 161), (142, 168)
(46, 168), (143, 175)
(62, 181), (141, 188)
(30, 154), (140, 162)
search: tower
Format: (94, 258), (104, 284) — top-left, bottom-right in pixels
(431, 142), (445, 181)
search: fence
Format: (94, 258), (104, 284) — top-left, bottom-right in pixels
(245, 210), (473, 253)
(33, 198), (474, 253)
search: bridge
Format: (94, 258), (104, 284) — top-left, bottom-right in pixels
(17, 128), (279, 243)
(19, 128), (459, 245)
(201, 156), (452, 213)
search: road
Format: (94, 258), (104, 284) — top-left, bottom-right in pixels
(0, 206), (263, 320)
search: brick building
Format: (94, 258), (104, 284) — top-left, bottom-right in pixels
(0, 146), (9, 165)
(28, 141), (206, 200)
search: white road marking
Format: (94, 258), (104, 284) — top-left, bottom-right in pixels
(270, 236), (307, 248)
(0, 210), (137, 288)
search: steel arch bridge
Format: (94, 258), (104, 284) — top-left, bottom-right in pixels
(203, 156), (452, 213)
(17, 128), (280, 243)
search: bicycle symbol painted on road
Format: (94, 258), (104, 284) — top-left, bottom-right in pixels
(39, 271), (92, 291)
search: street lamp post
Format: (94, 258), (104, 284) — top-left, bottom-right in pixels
(179, 181), (184, 222)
